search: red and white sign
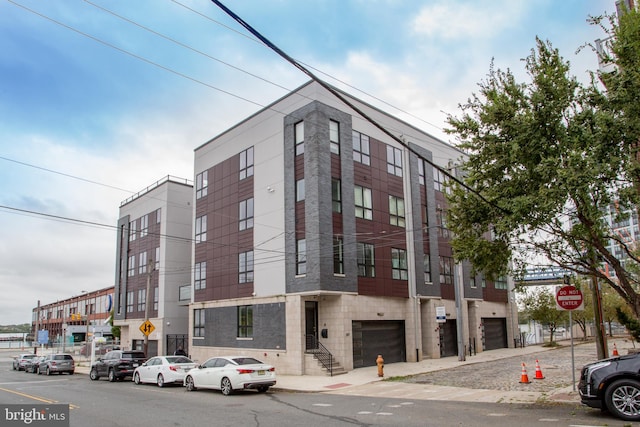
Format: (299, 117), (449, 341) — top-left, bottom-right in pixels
(556, 285), (584, 311)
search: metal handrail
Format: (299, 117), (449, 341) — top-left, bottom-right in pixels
(305, 334), (334, 376)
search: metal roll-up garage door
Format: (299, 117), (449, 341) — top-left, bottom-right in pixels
(352, 321), (406, 368)
(482, 318), (507, 350)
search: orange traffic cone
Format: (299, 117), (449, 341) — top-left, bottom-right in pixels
(519, 362), (531, 384)
(613, 343), (619, 356)
(534, 359), (545, 380)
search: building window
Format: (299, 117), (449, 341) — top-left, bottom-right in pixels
(332, 178), (342, 213)
(239, 251), (254, 283)
(436, 204), (449, 238)
(296, 239), (306, 275)
(434, 168), (448, 193)
(126, 291), (134, 313)
(352, 131), (370, 165)
(424, 254), (432, 283)
(153, 286), (158, 311)
(155, 247), (160, 271)
(495, 276), (508, 290)
(128, 255), (135, 277)
(239, 198), (254, 231)
(470, 277), (477, 288)
(194, 262), (206, 290)
(391, 248), (408, 280)
(193, 309), (205, 338)
(238, 305), (253, 338)
(140, 214), (149, 237)
(195, 215), (207, 243)
(439, 256), (454, 285)
(296, 179), (305, 202)
(333, 237), (344, 274)
(295, 121), (304, 156)
(156, 208), (161, 224)
(357, 242), (375, 277)
(139, 252), (147, 274)
(387, 145), (403, 177)
(355, 185), (373, 220)
(196, 170), (208, 199)
(137, 289), (146, 312)
(129, 220), (136, 241)
(240, 147), (254, 180)
(389, 195), (405, 227)
(418, 160), (425, 186)
(329, 120), (340, 155)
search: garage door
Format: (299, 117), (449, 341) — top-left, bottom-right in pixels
(352, 321), (405, 368)
(482, 318), (507, 350)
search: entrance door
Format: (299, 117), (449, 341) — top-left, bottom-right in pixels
(305, 301), (318, 350)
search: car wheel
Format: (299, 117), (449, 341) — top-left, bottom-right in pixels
(221, 377), (233, 396)
(108, 369), (116, 382)
(157, 374), (164, 388)
(89, 368), (99, 381)
(46, 367), (51, 376)
(257, 386), (269, 393)
(185, 376), (196, 392)
(69, 371), (74, 375)
(12, 364), (16, 371)
(134, 372), (141, 385)
(605, 378), (640, 421)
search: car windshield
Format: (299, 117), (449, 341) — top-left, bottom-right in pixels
(53, 355), (72, 360)
(23, 355), (36, 359)
(232, 357), (263, 365)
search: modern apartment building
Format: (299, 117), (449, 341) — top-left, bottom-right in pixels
(189, 81), (517, 375)
(113, 176), (193, 356)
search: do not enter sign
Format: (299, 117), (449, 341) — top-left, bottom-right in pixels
(556, 285), (584, 311)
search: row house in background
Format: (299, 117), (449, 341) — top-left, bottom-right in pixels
(31, 287), (114, 347)
(189, 81), (517, 375)
(113, 176), (193, 356)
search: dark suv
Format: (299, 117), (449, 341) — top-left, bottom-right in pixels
(89, 350), (146, 382)
(579, 352), (640, 421)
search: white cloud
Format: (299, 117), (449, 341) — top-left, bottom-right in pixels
(411, 0), (528, 40)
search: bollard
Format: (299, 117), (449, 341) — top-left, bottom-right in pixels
(376, 354), (384, 377)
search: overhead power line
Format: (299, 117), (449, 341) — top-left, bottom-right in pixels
(209, 0), (509, 216)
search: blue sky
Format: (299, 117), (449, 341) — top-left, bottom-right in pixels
(0, 0), (613, 325)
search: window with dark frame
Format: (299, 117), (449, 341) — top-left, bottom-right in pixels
(296, 179), (305, 202)
(237, 305), (253, 338)
(196, 170), (208, 199)
(355, 185), (373, 220)
(296, 239), (306, 275)
(332, 178), (342, 213)
(389, 195), (406, 227)
(357, 242), (375, 277)
(194, 309), (205, 337)
(329, 120), (340, 155)
(194, 261), (206, 290)
(352, 130), (370, 165)
(195, 215), (207, 242)
(391, 248), (408, 280)
(386, 145), (403, 177)
(295, 121), (304, 155)
(439, 256), (454, 285)
(333, 237), (344, 274)
(424, 254), (432, 283)
(239, 198), (254, 231)
(239, 251), (254, 283)
(239, 147), (254, 180)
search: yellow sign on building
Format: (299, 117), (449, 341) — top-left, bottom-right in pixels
(139, 320), (155, 336)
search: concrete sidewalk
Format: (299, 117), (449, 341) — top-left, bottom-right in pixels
(70, 342), (594, 404)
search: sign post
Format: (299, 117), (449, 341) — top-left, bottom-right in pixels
(556, 285), (584, 391)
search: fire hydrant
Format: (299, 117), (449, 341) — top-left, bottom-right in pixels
(376, 354), (384, 377)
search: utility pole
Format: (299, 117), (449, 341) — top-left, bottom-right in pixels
(144, 258), (154, 356)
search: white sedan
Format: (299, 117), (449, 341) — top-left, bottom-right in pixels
(133, 356), (197, 387)
(184, 356), (276, 395)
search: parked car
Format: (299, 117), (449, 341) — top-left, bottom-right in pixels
(579, 352), (640, 421)
(89, 350), (146, 382)
(183, 356), (276, 395)
(24, 356), (46, 373)
(12, 353), (37, 371)
(133, 356), (197, 387)
(37, 354), (75, 375)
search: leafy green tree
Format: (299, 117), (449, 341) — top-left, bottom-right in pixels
(519, 287), (568, 343)
(569, 280), (594, 340)
(444, 11), (640, 322)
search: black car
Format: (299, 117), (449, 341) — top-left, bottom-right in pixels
(89, 350), (146, 382)
(579, 351), (640, 421)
